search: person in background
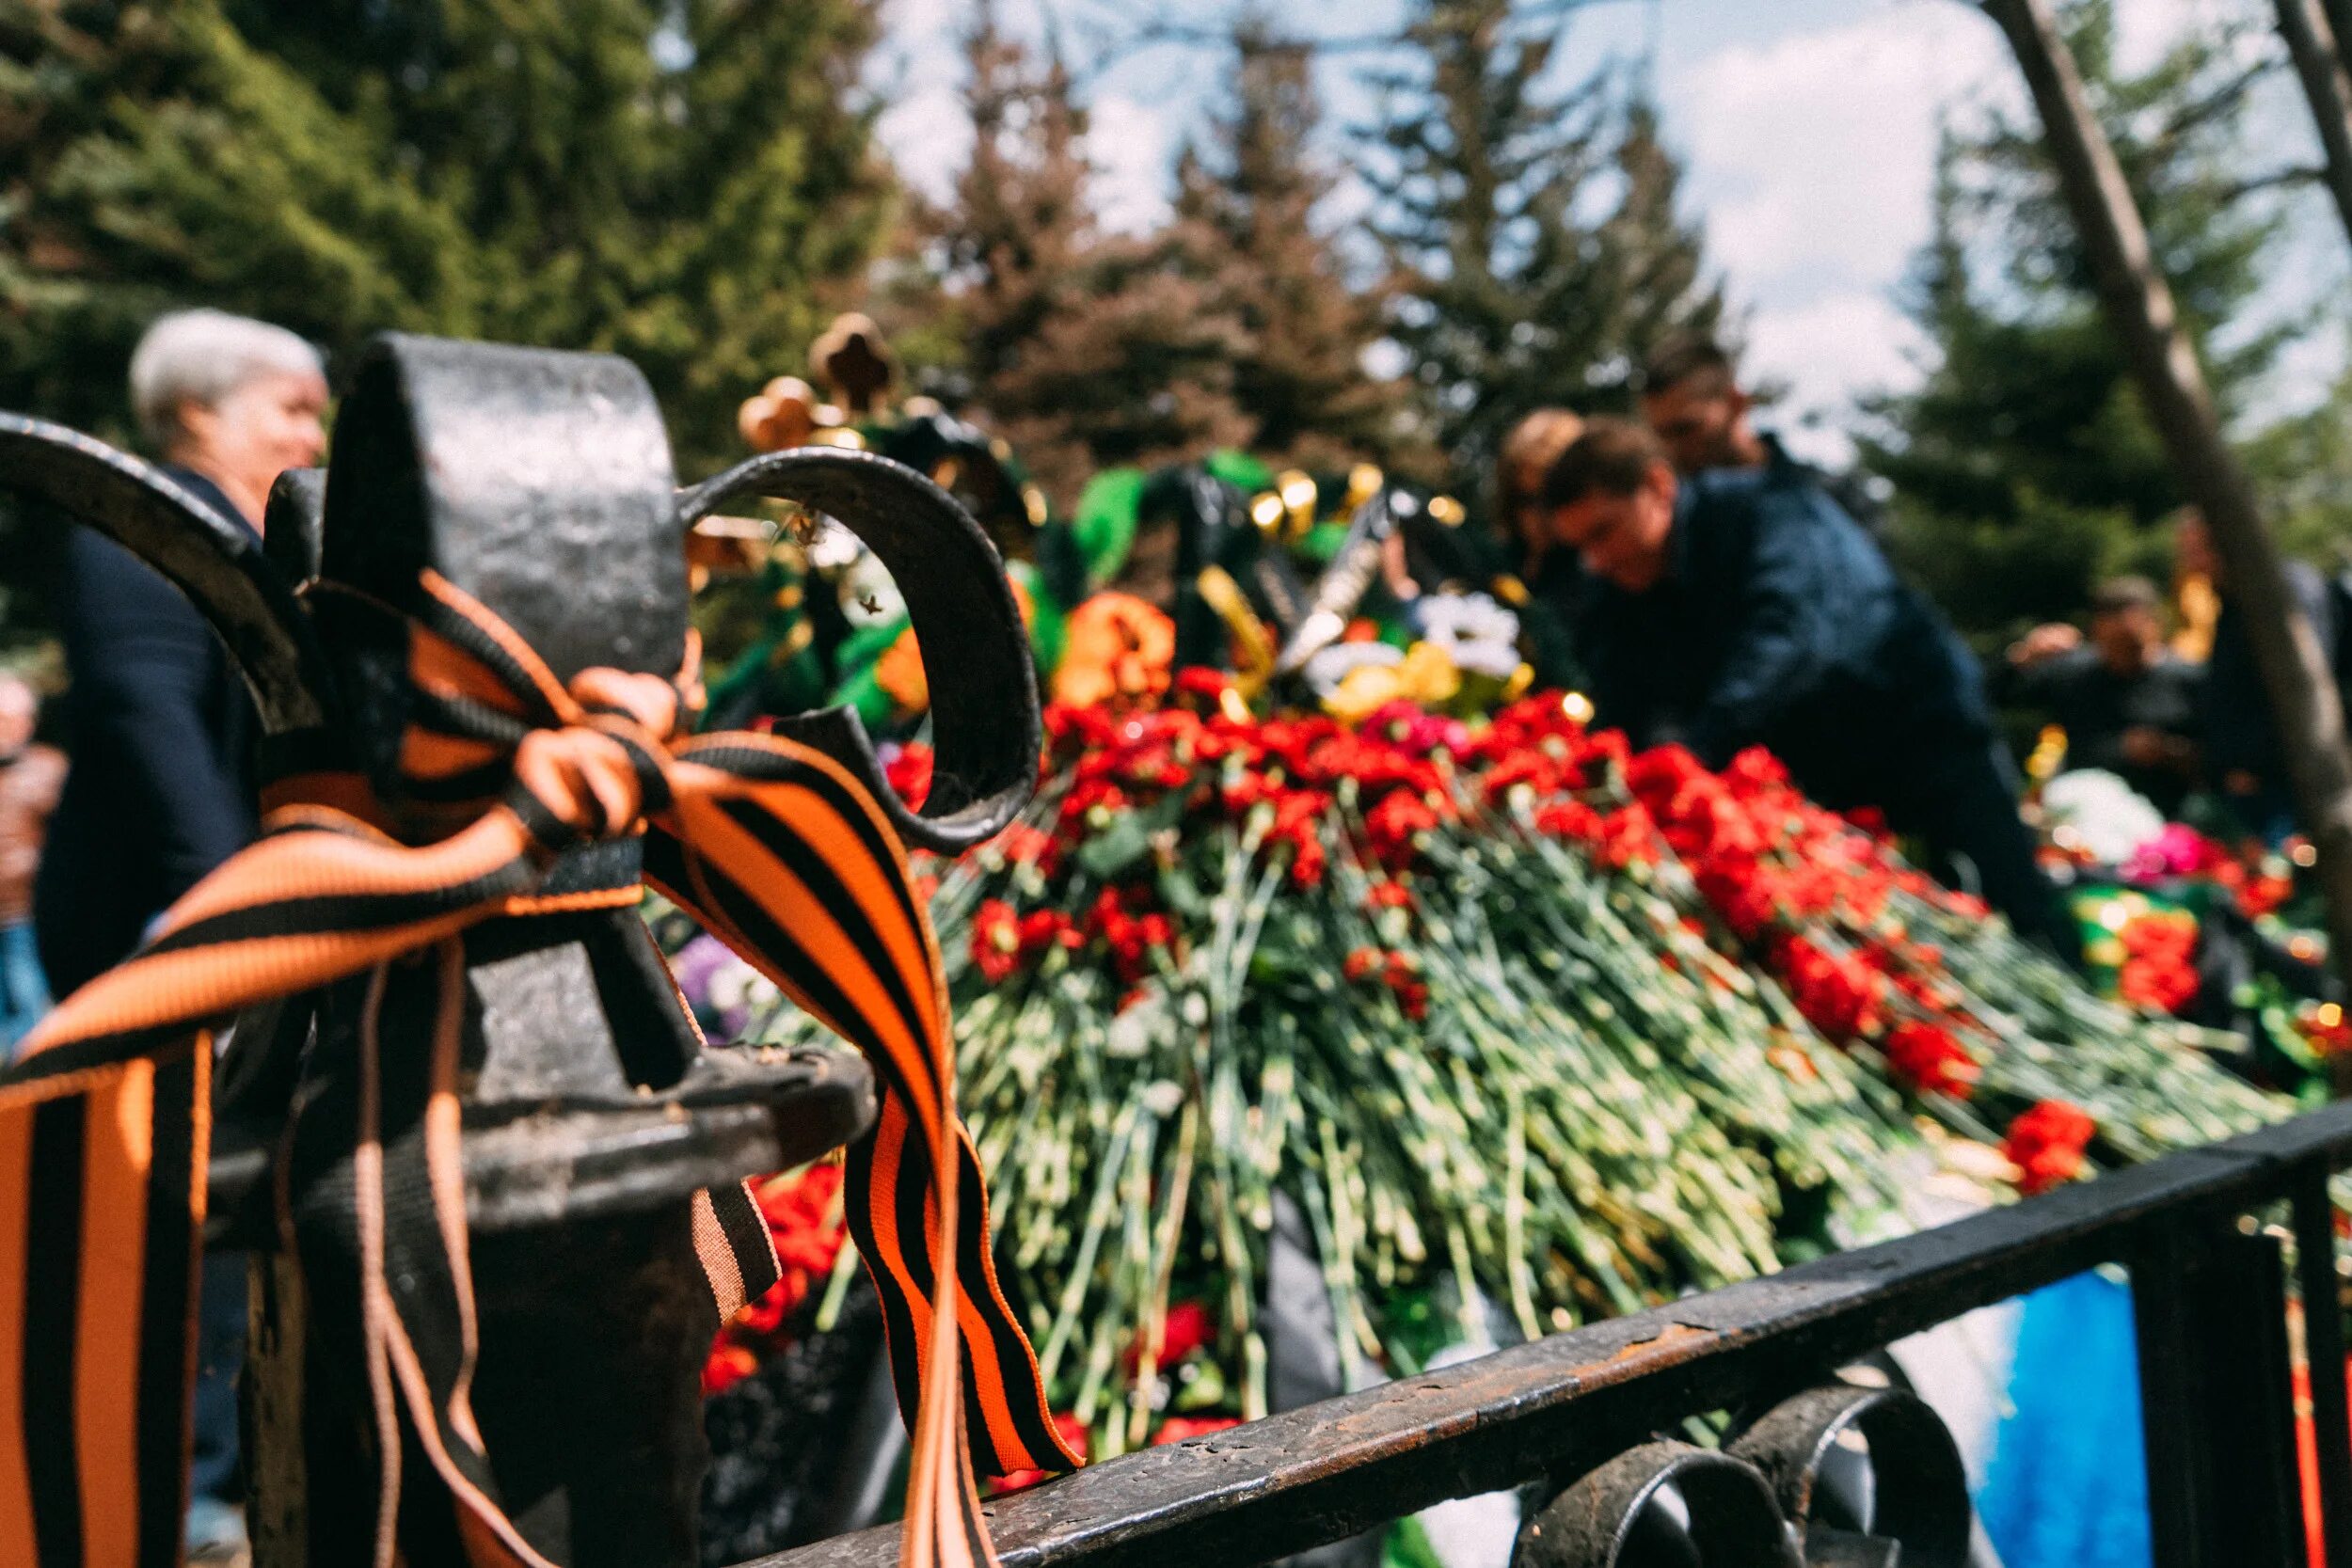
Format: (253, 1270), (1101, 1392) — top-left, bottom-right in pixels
(1539, 418), (2067, 951)
(35, 308), (326, 1567)
(35, 309), (326, 991)
(0, 673), (64, 1054)
(2175, 511), (2340, 840)
(1638, 337), (1887, 535)
(1496, 408), (1586, 576)
(1999, 577), (2204, 816)
(1492, 409), (1589, 690)
(2167, 506), (2221, 664)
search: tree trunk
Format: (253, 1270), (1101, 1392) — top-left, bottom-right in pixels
(1980, 0), (2352, 991)
(2278, 0), (2352, 248)
(2325, 0), (2352, 79)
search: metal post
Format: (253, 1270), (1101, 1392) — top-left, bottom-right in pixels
(2296, 1161), (2352, 1568)
(2134, 1224), (2302, 1567)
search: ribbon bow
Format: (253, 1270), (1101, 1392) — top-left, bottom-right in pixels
(3, 568), (1073, 1568)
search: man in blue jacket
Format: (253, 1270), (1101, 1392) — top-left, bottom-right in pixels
(1540, 418), (2063, 949)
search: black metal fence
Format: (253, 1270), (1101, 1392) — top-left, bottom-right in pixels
(745, 1100), (2352, 1568)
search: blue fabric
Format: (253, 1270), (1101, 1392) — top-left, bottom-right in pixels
(188, 1249), (248, 1510)
(1979, 1271), (2152, 1568)
(0, 918), (48, 1054)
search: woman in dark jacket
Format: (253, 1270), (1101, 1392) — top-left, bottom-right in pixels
(34, 308), (325, 1566)
(35, 310), (326, 993)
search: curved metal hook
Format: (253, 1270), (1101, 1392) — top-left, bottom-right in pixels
(1514, 1442), (1800, 1568)
(0, 413), (332, 735)
(1726, 1383), (1970, 1568)
(676, 447), (1041, 854)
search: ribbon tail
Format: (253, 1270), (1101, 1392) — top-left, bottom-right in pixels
(645, 733), (1075, 1507)
(0, 1035), (210, 1568)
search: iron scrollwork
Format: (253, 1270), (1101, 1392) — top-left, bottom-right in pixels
(1511, 1381), (1973, 1568)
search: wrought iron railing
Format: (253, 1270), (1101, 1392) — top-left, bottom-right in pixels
(745, 1099), (2352, 1568)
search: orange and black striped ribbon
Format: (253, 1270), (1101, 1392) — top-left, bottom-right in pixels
(4, 568), (1073, 1568)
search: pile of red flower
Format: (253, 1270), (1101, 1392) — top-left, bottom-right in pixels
(911, 690), (2269, 1180)
(704, 689), (2282, 1440)
(2116, 910), (2201, 1016)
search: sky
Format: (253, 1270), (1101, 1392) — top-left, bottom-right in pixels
(870, 0), (2347, 465)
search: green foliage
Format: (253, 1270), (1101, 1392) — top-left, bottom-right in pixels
(926, 3), (1249, 509)
(0, 0), (894, 475)
(1362, 0), (1723, 480)
(1860, 0), (2303, 648)
(1171, 17), (1422, 476)
(2244, 355), (2352, 570)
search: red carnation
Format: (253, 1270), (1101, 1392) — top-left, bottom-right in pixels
(970, 898), (1024, 982)
(1133, 1299), (1215, 1370)
(702, 1343), (759, 1398)
(1881, 1019), (1980, 1099)
(885, 744), (934, 809)
(2117, 911), (2200, 1016)
(2003, 1101), (2095, 1196)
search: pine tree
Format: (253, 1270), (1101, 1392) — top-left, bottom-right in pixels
(0, 0), (894, 474)
(1363, 0), (1722, 480)
(1859, 0), (2298, 644)
(1171, 17), (1418, 473)
(934, 3), (1248, 507)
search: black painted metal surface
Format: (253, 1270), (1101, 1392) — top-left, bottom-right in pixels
(1726, 1384), (1969, 1568)
(2134, 1223), (2303, 1567)
(677, 448), (1041, 853)
(742, 1101), (2352, 1568)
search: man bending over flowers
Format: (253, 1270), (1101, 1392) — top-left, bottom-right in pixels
(1538, 418), (2068, 953)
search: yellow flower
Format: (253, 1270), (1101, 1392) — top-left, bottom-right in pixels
(1323, 664), (1404, 722)
(1395, 641), (1461, 705)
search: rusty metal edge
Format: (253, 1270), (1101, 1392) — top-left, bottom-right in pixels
(736, 1100), (2352, 1568)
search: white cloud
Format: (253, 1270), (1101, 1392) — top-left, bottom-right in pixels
(876, 86), (970, 206)
(1669, 2), (2010, 301)
(1744, 290), (1930, 465)
(1665, 0), (2249, 429)
(1085, 95), (1177, 236)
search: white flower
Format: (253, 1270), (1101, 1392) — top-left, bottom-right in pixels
(1108, 990), (1168, 1058)
(807, 518), (865, 571)
(1415, 592), (1520, 679)
(836, 555), (905, 626)
(2041, 769), (2166, 866)
(706, 958), (778, 1017)
(1303, 640), (1402, 696)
